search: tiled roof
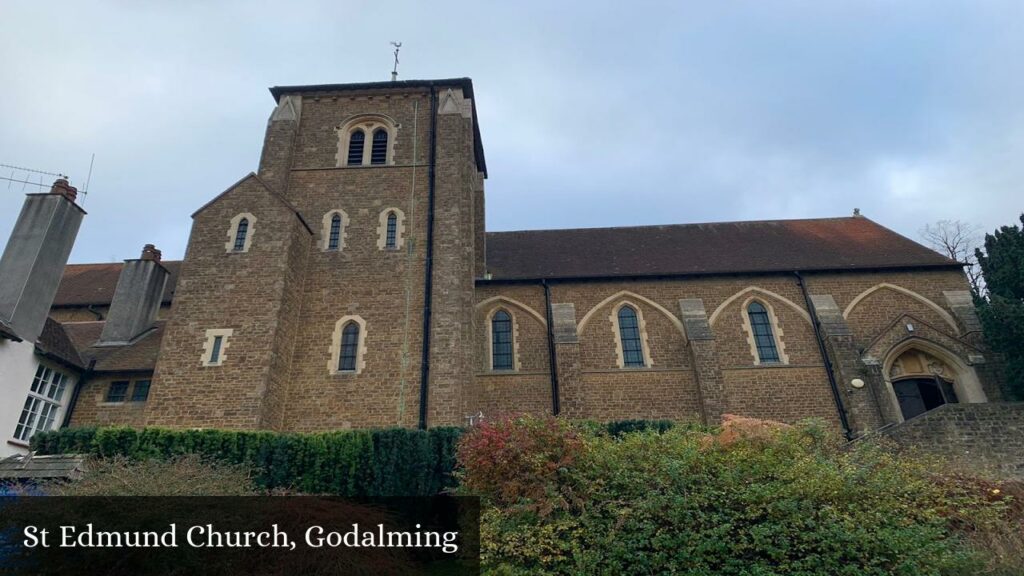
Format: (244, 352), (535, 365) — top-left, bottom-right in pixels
(0, 454), (86, 480)
(36, 317), (86, 369)
(53, 261), (180, 307)
(484, 217), (959, 281)
(61, 321), (165, 373)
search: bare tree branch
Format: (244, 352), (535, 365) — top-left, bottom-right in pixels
(919, 220), (985, 294)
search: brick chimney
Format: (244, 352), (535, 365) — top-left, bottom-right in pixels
(98, 244), (169, 345)
(0, 179), (86, 342)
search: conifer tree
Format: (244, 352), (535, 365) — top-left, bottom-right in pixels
(975, 214), (1024, 399)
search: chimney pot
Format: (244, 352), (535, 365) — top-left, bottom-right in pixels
(141, 244), (162, 262)
(49, 178), (78, 202)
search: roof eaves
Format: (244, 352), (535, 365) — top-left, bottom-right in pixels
(0, 320), (23, 342)
(476, 262), (967, 284)
(190, 172), (313, 235)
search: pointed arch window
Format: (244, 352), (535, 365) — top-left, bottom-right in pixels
(328, 214), (342, 250)
(491, 310), (513, 370)
(747, 301), (780, 363)
(371, 129), (388, 165)
(233, 218), (249, 252)
(339, 322), (360, 372)
(385, 212), (398, 249)
(618, 305), (645, 367)
(347, 130), (365, 166)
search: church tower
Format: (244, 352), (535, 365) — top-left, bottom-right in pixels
(146, 78), (487, 430)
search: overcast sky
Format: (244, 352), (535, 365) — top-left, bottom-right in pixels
(1, 1), (1022, 263)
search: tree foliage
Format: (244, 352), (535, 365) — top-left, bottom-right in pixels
(975, 214), (1024, 400)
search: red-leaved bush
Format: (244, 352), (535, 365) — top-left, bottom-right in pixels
(456, 415), (584, 516)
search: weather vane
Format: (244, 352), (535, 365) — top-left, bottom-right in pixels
(390, 41), (402, 81)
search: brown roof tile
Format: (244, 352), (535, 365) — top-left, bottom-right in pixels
(484, 217), (958, 280)
(54, 261), (180, 307)
(61, 321), (165, 373)
(36, 317), (86, 369)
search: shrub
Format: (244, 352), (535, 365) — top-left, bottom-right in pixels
(32, 425), (462, 496)
(456, 415), (585, 516)
(44, 454), (257, 496)
(459, 416), (1017, 576)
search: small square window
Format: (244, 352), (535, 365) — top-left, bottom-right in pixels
(131, 380), (151, 402)
(106, 381), (129, 403)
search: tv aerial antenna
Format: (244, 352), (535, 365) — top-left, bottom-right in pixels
(390, 41), (402, 81)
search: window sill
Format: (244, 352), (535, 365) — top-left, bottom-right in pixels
(7, 439), (30, 449)
(330, 371), (360, 377)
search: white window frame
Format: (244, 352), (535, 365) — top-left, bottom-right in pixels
(13, 364), (69, 443)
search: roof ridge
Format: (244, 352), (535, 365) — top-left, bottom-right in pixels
(486, 215), (865, 235)
(64, 260), (183, 267)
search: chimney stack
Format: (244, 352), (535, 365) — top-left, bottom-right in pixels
(0, 179), (86, 342)
(98, 244), (169, 345)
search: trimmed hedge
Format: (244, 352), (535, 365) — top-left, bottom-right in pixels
(31, 426), (462, 496)
(30, 419), (678, 496)
(604, 419), (676, 436)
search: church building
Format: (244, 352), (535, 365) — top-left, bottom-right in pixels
(1, 77), (1006, 454)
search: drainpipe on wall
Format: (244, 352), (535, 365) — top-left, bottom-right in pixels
(542, 279), (561, 416)
(418, 87), (439, 430)
(60, 359), (96, 429)
(794, 271), (854, 441)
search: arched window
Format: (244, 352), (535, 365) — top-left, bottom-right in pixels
(371, 129), (388, 165)
(385, 212), (398, 249)
(328, 214), (342, 250)
(747, 301), (780, 363)
(617, 305), (645, 367)
(491, 310), (513, 370)
(347, 130), (365, 166)
(233, 218), (249, 252)
(339, 322), (360, 372)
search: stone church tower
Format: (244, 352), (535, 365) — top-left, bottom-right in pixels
(146, 79), (487, 430)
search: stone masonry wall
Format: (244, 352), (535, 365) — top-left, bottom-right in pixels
(145, 177), (309, 429)
(880, 402), (1024, 480)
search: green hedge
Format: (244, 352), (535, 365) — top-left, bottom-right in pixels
(604, 419), (676, 436)
(31, 426), (462, 497)
(30, 419), (678, 496)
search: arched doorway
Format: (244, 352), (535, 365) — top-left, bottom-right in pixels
(884, 344), (983, 421)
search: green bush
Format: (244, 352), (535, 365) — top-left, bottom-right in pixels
(459, 415), (1016, 575)
(604, 418), (676, 437)
(32, 425), (462, 496)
